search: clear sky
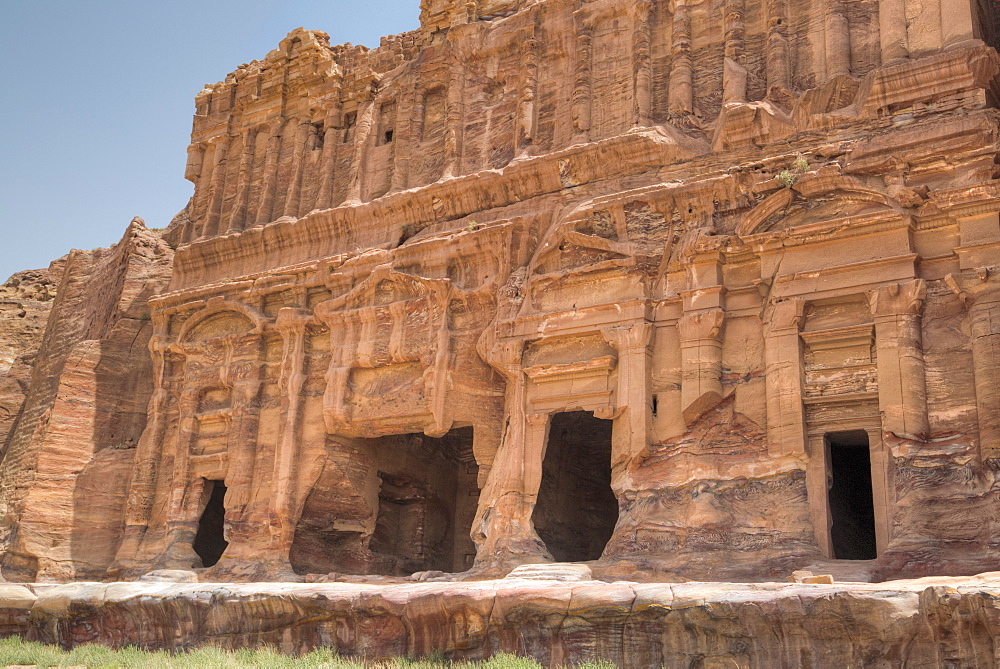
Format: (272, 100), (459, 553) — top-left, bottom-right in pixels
(0, 0), (420, 282)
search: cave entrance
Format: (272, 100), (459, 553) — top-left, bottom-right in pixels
(826, 431), (877, 560)
(533, 411), (618, 562)
(193, 480), (228, 568)
(368, 427), (479, 575)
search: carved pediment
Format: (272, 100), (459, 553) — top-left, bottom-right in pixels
(533, 228), (634, 277)
(738, 175), (905, 238)
(317, 266), (450, 317)
(179, 299), (266, 343)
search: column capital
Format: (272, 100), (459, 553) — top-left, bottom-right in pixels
(869, 279), (927, 318)
(679, 308), (725, 342)
(525, 412), (550, 427)
(601, 321), (652, 352)
(769, 297), (806, 332)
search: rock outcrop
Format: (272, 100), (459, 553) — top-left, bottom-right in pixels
(100, 0), (1000, 585)
(0, 267), (61, 450)
(0, 220), (173, 582)
(1, 1), (1000, 662)
(1, 574), (1000, 666)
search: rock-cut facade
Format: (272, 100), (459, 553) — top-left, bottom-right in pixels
(2, 0), (1000, 585)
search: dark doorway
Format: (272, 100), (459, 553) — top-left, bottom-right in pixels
(533, 411), (618, 562)
(193, 480), (228, 568)
(826, 431), (877, 560)
(367, 427), (479, 575)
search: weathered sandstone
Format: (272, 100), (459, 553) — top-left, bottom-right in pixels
(0, 267), (61, 449)
(0, 574), (998, 666)
(0, 221), (173, 582)
(95, 0), (1000, 585)
(2, 0), (1000, 662)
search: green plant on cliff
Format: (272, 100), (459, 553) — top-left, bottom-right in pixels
(778, 153), (811, 188)
(777, 170), (798, 188)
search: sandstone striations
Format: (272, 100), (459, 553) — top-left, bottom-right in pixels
(0, 267), (61, 450)
(1, 574), (1000, 666)
(0, 220), (173, 582)
(2, 0), (1000, 662)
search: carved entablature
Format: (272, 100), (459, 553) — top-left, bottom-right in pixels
(523, 335), (620, 415)
(315, 266), (456, 438)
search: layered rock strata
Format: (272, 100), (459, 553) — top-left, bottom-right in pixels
(1, 574), (999, 667)
(2, 0), (1000, 592)
(0, 267), (61, 449)
(0, 221), (174, 582)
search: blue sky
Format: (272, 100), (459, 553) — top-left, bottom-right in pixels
(0, 1), (419, 282)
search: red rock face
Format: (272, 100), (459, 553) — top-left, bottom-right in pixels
(3, 0), (1000, 590)
(0, 221), (173, 582)
(0, 267), (60, 450)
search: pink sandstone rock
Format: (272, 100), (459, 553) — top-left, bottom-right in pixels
(1, 0), (1000, 662)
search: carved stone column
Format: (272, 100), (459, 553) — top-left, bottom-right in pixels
(517, 34), (540, 156)
(188, 142), (212, 237)
(765, 0), (790, 93)
(471, 341), (551, 570)
(254, 121), (285, 226)
(314, 102), (343, 210)
(389, 84), (417, 193)
(969, 287), (1000, 460)
(203, 137), (231, 238)
(113, 337), (176, 570)
(764, 298), (806, 458)
(869, 279), (929, 441)
(602, 322), (653, 469)
(442, 63), (465, 178)
(228, 127), (259, 233)
(268, 309), (311, 558)
(678, 309), (725, 425)
(571, 11), (593, 142)
(345, 99), (376, 204)
(723, 0), (748, 104)
(668, 0), (694, 115)
(282, 121), (314, 218)
(214, 357), (263, 559)
(159, 383), (205, 568)
(633, 1), (653, 126)
(879, 0), (909, 62)
(824, 0), (851, 78)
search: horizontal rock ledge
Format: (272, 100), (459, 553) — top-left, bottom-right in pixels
(1, 573), (999, 666)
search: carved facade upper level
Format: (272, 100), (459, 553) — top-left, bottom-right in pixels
(174, 0), (1000, 247)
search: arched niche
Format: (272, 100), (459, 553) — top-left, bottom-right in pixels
(181, 310), (256, 343)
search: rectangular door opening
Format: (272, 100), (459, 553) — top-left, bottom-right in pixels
(826, 431), (877, 560)
(533, 411), (618, 562)
(368, 427), (479, 575)
(193, 480), (228, 568)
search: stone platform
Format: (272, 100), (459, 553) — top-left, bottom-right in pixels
(2, 573), (999, 667)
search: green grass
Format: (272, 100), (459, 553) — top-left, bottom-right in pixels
(0, 635), (560, 668)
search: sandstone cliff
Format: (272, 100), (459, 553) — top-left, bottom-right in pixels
(0, 220), (173, 582)
(1, 573), (999, 667)
(0, 267), (61, 451)
(4, 0), (1000, 595)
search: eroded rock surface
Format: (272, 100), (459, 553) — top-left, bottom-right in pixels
(1, 575), (999, 667)
(0, 267), (61, 449)
(0, 220), (173, 582)
(1, 0), (1000, 604)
